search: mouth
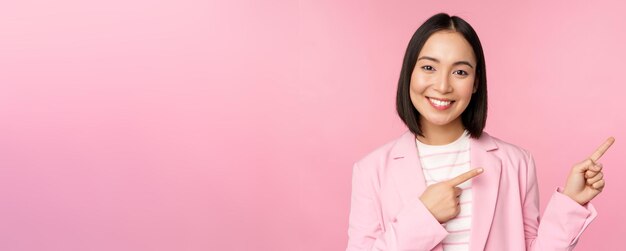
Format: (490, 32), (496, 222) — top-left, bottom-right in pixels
(426, 96), (455, 110)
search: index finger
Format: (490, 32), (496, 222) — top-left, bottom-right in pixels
(589, 137), (615, 162)
(446, 168), (484, 187)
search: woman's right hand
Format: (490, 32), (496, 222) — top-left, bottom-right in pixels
(419, 168), (483, 223)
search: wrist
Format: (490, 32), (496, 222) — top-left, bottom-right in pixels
(559, 187), (586, 206)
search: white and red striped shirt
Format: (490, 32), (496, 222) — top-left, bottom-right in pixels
(416, 130), (471, 251)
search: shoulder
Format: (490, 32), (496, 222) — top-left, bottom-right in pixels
(489, 133), (531, 156)
(483, 132), (535, 166)
(351, 131), (410, 173)
(354, 134), (403, 166)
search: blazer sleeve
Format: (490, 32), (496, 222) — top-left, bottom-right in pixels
(346, 162), (448, 251)
(522, 152), (598, 251)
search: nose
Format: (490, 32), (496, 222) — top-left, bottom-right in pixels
(433, 73), (453, 93)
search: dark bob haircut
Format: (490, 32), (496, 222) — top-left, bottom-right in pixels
(396, 13), (487, 139)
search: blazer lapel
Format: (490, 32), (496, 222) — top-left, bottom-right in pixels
(389, 131), (444, 251)
(468, 132), (502, 251)
(389, 131), (427, 207)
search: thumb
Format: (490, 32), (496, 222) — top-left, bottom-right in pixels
(573, 159), (594, 173)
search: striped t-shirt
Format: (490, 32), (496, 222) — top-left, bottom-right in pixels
(416, 130), (472, 251)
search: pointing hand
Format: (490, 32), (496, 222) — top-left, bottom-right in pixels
(562, 137), (615, 205)
(419, 168), (483, 223)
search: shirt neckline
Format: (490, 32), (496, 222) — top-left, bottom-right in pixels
(415, 130), (469, 150)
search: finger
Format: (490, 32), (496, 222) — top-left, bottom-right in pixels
(586, 172), (603, 185)
(592, 179), (605, 190)
(585, 170), (599, 179)
(589, 137), (615, 162)
(589, 163), (603, 172)
(447, 168), (483, 187)
(584, 163), (602, 178)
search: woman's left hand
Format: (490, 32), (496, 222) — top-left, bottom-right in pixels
(562, 137), (615, 206)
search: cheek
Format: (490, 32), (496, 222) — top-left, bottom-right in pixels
(410, 73), (430, 94)
(456, 78), (475, 99)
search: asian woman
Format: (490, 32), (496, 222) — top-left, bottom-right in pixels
(346, 12), (614, 251)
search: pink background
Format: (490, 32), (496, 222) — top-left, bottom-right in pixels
(0, 0), (624, 250)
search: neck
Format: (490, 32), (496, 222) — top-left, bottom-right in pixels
(416, 118), (465, 145)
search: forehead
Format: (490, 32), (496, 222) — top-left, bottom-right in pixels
(418, 31), (476, 63)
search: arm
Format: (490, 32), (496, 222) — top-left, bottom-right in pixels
(522, 152), (598, 251)
(346, 162), (448, 251)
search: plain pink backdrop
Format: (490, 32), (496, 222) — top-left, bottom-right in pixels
(0, 0), (624, 250)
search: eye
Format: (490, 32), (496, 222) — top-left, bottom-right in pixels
(421, 65), (434, 71)
(454, 70), (468, 76)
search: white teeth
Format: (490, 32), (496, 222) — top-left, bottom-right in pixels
(429, 98), (452, 106)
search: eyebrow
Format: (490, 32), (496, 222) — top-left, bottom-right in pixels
(417, 56), (474, 68)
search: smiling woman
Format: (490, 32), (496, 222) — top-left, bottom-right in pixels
(346, 13), (613, 251)
(396, 14), (487, 147)
(410, 31), (478, 145)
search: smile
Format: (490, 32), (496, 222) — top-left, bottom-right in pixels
(427, 96), (455, 110)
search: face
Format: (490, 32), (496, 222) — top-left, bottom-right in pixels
(410, 30), (477, 129)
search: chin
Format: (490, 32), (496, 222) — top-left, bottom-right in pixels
(422, 116), (455, 126)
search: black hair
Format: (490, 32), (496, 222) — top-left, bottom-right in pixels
(396, 12), (487, 139)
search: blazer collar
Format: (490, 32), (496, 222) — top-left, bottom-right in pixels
(389, 130), (502, 251)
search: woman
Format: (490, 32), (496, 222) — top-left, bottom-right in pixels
(346, 13), (614, 251)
